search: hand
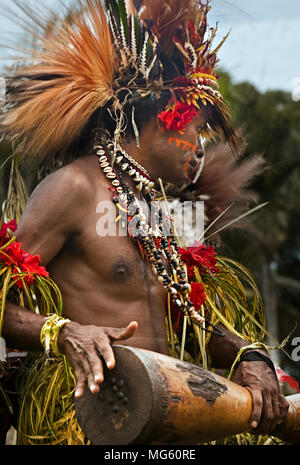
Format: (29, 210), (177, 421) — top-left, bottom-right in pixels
(57, 320), (138, 399)
(232, 357), (289, 434)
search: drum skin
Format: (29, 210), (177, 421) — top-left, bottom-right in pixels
(74, 345), (300, 445)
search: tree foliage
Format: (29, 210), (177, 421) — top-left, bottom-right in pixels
(218, 70), (300, 380)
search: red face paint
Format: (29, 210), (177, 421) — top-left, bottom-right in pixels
(168, 137), (196, 152)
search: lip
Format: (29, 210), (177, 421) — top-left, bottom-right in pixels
(187, 160), (201, 181)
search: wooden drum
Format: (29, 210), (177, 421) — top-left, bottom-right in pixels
(74, 345), (300, 445)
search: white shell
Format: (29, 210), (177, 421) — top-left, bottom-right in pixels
(100, 161), (109, 168)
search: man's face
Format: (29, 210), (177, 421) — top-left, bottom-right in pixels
(148, 113), (207, 185)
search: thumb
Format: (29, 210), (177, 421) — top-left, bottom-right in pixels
(107, 321), (138, 341)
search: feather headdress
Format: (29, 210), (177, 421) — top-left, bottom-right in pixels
(1, 0), (241, 160)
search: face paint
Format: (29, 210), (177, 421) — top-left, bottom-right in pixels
(168, 137), (197, 152)
(184, 155), (192, 173)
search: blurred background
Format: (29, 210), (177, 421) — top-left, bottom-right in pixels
(0, 0), (299, 387)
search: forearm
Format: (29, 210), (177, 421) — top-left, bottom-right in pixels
(2, 302), (47, 352)
(207, 323), (267, 369)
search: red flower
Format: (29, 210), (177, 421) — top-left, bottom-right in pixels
(169, 282), (206, 333)
(0, 240), (49, 289)
(158, 101), (198, 132)
(0, 220), (17, 246)
(178, 241), (219, 279)
(190, 282), (206, 309)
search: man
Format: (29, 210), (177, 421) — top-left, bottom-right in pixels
(0, 0), (289, 443)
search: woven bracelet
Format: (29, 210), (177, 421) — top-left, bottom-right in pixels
(40, 314), (71, 356)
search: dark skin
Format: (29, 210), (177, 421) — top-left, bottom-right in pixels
(3, 114), (289, 435)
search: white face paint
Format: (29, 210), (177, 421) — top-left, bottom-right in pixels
(192, 135), (206, 184)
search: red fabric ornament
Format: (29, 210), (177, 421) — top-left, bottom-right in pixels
(275, 367), (300, 393)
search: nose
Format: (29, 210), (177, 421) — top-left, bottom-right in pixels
(195, 135), (205, 159)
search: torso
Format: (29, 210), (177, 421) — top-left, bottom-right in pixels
(46, 155), (170, 354)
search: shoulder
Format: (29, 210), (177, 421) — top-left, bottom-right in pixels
(38, 156), (97, 196)
(28, 155), (104, 209)
(17, 155), (105, 235)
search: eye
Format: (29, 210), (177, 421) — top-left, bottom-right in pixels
(197, 124), (207, 135)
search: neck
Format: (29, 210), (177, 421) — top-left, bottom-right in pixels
(122, 138), (154, 178)
(120, 118), (161, 182)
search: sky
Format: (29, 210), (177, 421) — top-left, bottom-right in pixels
(0, 0), (299, 96)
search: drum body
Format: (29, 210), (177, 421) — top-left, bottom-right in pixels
(75, 345), (300, 445)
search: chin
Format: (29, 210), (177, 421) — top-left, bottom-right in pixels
(157, 167), (188, 184)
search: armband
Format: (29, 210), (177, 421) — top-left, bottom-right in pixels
(236, 350), (277, 375)
(40, 314), (71, 356)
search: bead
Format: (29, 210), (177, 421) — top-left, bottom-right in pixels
(106, 173), (116, 179)
(100, 161), (109, 168)
(103, 166), (113, 173)
(116, 156), (123, 163)
(112, 180), (120, 187)
(97, 149), (106, 156)
(99, 156), (107, 163)
(122, 163), (129, 171)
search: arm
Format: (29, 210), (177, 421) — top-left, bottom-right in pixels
(2, 164), (138, 398)
(208, 323), (289, 433)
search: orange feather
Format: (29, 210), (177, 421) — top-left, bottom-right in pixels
(2, 0), (115, 160)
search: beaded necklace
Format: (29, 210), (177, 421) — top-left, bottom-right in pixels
(95, 141), (224, 337)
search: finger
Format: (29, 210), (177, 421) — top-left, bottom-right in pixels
(79, 353), (99, 395)
(256, 392), (273, 434)
(269, 396), (281, 432)
(96, 340), (116, 370)
(74, 366), (86, 399)
(86, 350), (105, 385)
(247, 388), (263, 430)
(279, 396), (290, 423)
(107, 321), (139, 342)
